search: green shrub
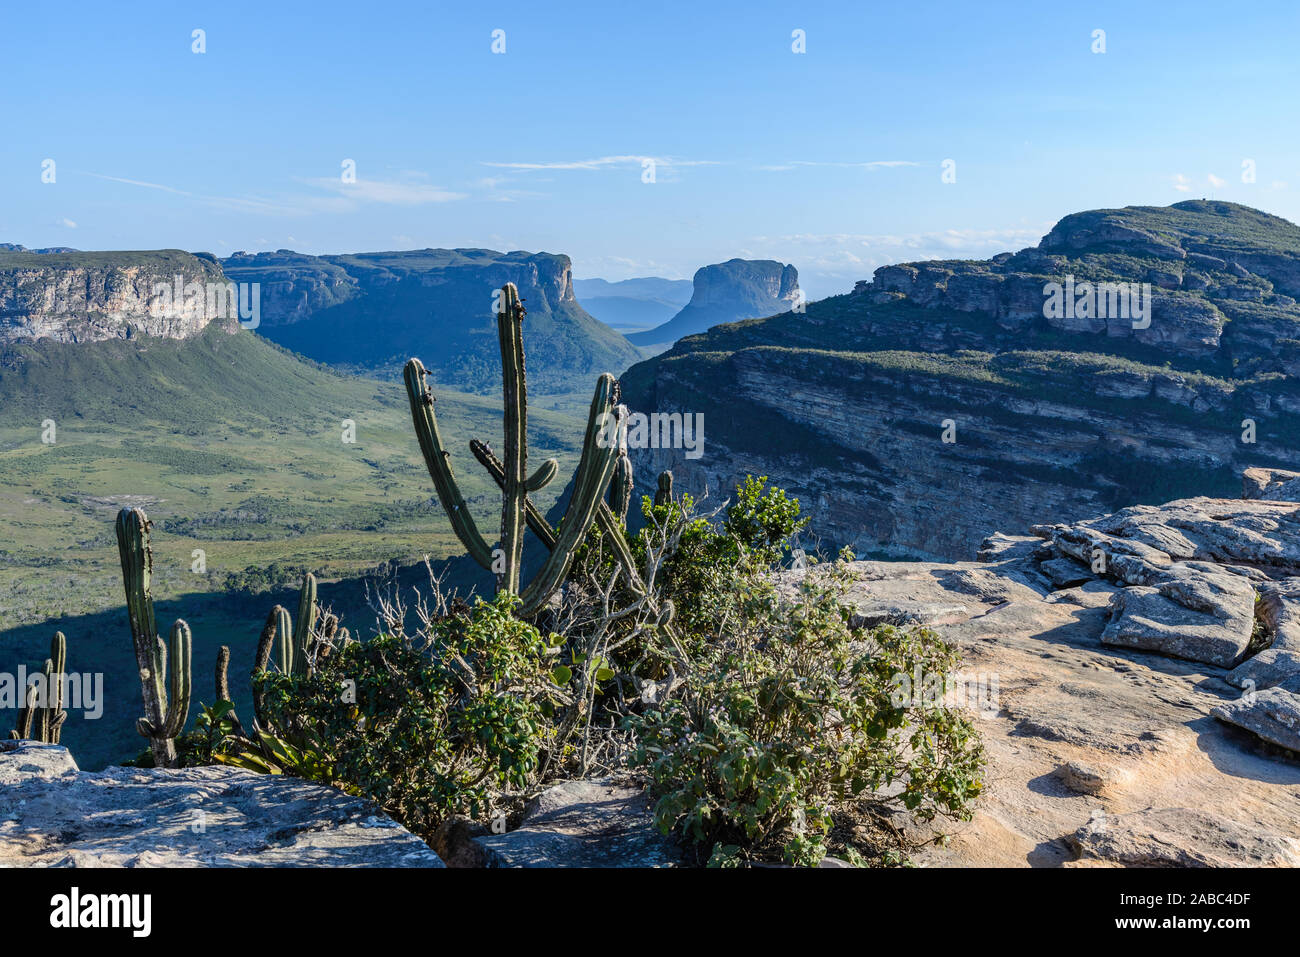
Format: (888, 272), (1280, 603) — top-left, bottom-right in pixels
(629, 556), (985, 866)
(250, 592), (561, 836)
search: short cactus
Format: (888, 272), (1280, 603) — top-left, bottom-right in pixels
(655, 470), (673, 507)
(9, 631), (69, 744)
(269, 574), (318, 677)
(115, 507), (192, 768)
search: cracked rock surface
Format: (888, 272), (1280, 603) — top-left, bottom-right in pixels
(0, 741), (444, 867)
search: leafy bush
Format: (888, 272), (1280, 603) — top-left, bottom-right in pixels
(249, 593), (561, 837)
(629, 542), (984, 867)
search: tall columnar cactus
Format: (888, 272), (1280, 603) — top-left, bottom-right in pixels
(405, 282), (627, 616)
(115, 508), (192, 768)
(10, 631), (69, 744)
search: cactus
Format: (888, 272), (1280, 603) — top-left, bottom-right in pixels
(115, 507), (192, 768)
(655, 470), (673, 507)
(9, 632), (69, 744)
(34, 632), (68, 744)
(9, 682), (35, 740)
(267, 574), (318, 678)
(251, 607), (281, 732)
(405, 282), (626, 616)
(609, 450), (633, 524)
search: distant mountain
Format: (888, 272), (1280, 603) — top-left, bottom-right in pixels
(621, 200), (1300, 559)
(222, 249), (641, 392)
(573, 276), (693, 331)
(0, 247), (231, 343)
(627, 259), (800, 347)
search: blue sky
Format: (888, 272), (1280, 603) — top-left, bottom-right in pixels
(3, 0), (1298, 298)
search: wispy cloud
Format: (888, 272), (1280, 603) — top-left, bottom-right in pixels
(78, 168), (467, 214)
(756, 160), (919, 171)
(1172, 173), (1193, 193)
(483, 155), (720, 172)
(304, 177), (466, 205)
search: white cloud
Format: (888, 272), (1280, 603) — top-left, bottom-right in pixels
(306, 177), (465, 205)
(482, 155), (720, 172)
(1172, 173), (1192, 192)
(57, 218), (77, 228)
(1207, 173), (1225, 188)
(757, 160), (919, 171)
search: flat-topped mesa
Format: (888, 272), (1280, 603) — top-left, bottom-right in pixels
(851, 200), (1300, 365)
(0, 248), (239, 344)
(628, 259), (800, 346)
(221, 247), (639, 388)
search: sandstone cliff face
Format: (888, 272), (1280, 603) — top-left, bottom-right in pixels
(628, 259), (800, 347)
(0, 249), (232, 344)
(222, 248), (639, 390)
(621, 201), (1300, 560)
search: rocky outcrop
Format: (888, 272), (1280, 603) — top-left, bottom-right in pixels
(473, 778), (683, 867)
(0, 249), (234, 344)
(222, 248), (640, 389)
(780, 484), (1300, 867)
(622, 201), (1300, 560)
(628, 259), (800, 347)
(0, 741), (444, 867)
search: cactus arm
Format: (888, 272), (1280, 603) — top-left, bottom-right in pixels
(525, 458), (559, 492)
(609, 451), (633, 523)
(251, 607), (280, 731)
(403, 358), (494, 570)
(11, 683), (36, 739)
(274, 606), (293, 675)
(497, 282), (528, 595)
(470, 440), (558, 550)
(116, 507), (177, 767)
(292, 574), (317, 677)
(162, 620), (192, 739)
(518, 378), (625, 616)
(47, 632), (66, 744)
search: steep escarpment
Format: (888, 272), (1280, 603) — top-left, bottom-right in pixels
(0, 248), (234, 344)
(222, 248), (641, 391)
(627, 259), (800, 347)
(621, 201), (1300, 559)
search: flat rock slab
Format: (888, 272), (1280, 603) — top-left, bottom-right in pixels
(0, 741), (444, 867)
(476, 778), (681, 867)
(1068, 807), (1300, 867)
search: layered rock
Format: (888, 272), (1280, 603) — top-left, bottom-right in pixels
(222, 248), (640, 390)
(621, 201), (1300, 560)
(0, 249), (234, 343)
(627, 259), (800, 347)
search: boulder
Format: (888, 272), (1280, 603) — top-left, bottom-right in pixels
(1212, 686), (1300, 753)
(1228, 578), (1300, 689)
(1101, 564), (1257, 667)
(1069, 807), (1300, 867)
(475, 778), (682, 868)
